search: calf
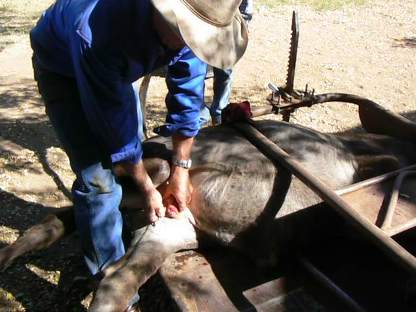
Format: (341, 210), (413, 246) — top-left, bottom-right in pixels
(1, 119), (415, 311)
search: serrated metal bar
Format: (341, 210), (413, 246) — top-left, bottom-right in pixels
(285, 11), (299, 94)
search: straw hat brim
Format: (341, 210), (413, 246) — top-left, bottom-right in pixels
(151, 0), (248, 69)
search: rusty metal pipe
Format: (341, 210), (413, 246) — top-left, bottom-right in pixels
(335, 165), (416, 236)
(264, 93), (416, 141)
(382, 171), (416, 230)
(251, 106), (274, 117)
(232, 121), (416, 274)
(139, 74), (152, 139)
(298, 257), (367, 312)
(335, 164), (416, 196)
(302, 93), (416, 141)
(386, 219), (416, 237)
(256, 92), (416, 141)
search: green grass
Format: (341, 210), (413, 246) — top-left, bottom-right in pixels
(257, 0), (366, 10)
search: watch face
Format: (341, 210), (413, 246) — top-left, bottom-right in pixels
(181, 159), (192, 169)
(173, 157), (192, 169)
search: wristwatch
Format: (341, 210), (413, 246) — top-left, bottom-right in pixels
(172, 156), (192, 169)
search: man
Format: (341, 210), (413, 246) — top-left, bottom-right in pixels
(200, 0), (253, 125)
(30, 0), (247, 308)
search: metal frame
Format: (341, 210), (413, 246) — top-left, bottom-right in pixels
(231, 11), (416, 274)
(232, 122), (416, 274)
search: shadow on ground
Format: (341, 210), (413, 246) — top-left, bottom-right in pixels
(393, 37), (416, 49)
(0, 80), (41, 110)
(0, 190), (89, 312)
(0, 79), (72, 199)
(0, 79), (86, 310)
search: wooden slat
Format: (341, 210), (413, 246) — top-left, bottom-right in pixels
(159, 250), (308, 312)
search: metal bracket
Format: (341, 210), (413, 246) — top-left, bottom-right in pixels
(266, 11), (318, 121)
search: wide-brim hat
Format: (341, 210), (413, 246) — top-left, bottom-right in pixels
(151, 0), (248, 69)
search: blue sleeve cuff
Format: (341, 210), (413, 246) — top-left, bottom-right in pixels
(153, 120), (199, 137)
(110, 139), (143, 164)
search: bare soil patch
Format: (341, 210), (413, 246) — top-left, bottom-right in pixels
(0, 0), (415, 311)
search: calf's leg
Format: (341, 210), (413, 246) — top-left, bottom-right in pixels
(89, 214), (198, 312)
(0, 207), (75, 271)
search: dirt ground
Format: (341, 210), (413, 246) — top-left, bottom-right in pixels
(0, 0), (415, 311)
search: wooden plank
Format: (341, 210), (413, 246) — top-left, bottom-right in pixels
(160, 251), (239, 312)
(159, 250), (315, 312)
(340, 175), (416, 234)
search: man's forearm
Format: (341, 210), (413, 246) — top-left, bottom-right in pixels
(172, 134), (194, 160)
(162, 134), (194, 215)
(119, 160), (155, 193)
(119, 160), (165, 222)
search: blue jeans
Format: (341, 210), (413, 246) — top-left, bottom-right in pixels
(34, 64), (140, 276)
(200, 67), (233, 125)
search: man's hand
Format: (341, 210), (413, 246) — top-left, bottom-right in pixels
(142, 186), (165, 223)
(163, 167), (192, 218)
(163, 134), (194, 217)
(118, 160), (165, 223)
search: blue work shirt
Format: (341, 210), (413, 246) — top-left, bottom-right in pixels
(31, 0), (207, 164)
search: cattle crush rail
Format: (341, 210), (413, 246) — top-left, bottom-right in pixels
(234, 11), (416, 274)
(219, 11), (415, 312)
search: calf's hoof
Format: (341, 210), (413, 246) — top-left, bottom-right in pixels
(0, 246), (15, 272)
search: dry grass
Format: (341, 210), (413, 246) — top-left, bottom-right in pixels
(258, 0), (366, 10)
(0, 0), (368, 52)
(0, 0), (53, 51)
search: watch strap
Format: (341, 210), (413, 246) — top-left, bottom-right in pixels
(172, 156), (192, 169)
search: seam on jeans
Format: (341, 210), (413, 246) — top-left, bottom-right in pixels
(80, 168), (102, 271)
(88, 194), (103, 271)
